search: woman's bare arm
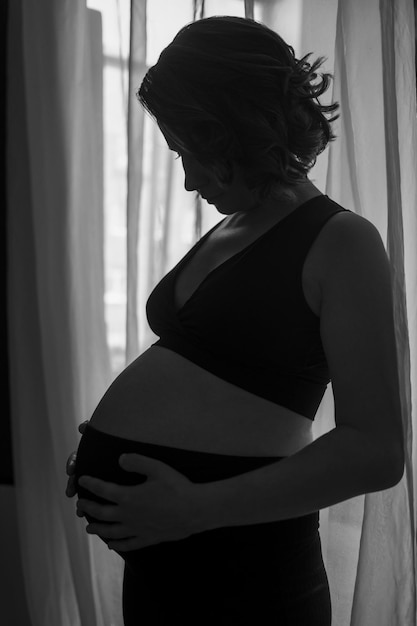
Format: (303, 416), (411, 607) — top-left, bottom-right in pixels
(197, 212), (405, 529)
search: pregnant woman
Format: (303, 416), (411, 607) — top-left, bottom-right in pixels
(66, 16), (404, 625)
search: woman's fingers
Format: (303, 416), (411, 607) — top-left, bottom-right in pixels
(65, 421), (88, 497)
(78, 420), (89, 434)
(66, 475), (78, 498)
(65, 451), (78, 497)
(66, 451), (77, 475)
(67, 421), (88, 476)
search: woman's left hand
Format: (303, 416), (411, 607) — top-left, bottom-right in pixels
(76, 454), (208, 551)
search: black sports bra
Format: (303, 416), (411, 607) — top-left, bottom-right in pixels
(146, 195), (351, 419)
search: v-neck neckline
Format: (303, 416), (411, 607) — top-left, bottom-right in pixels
(174, 194), (325, 314)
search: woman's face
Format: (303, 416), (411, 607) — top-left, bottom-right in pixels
(164, 133), (260, 216)
(181, 152), (260, 215)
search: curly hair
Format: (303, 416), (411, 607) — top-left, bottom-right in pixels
(137, 15), (339, 202)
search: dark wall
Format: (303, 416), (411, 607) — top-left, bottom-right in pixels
(1, 0), (13, 485)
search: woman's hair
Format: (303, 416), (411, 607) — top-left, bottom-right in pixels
(137, 16), (339, 202)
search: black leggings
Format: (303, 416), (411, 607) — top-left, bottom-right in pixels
(75, 424), (332, 625)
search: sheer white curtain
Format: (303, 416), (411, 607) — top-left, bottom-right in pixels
(7, 0), (417, 625)
(322, 0), (416, 623)
(7, 0), (123, 624)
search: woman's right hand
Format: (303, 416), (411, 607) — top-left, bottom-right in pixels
(65, 420), (89, 497)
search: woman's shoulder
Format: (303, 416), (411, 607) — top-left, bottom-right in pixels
(314, 208), (387, 281)
(303, 207), (390, 318)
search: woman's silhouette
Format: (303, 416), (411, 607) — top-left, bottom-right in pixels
(66, 16), (404, 625)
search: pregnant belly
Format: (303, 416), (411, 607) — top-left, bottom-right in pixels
(74, 424), (318, 583)
(88, 345), (314, 457)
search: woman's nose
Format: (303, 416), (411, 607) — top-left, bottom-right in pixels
(184, 175), (203, 193)
(182, 158), (209, 193)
